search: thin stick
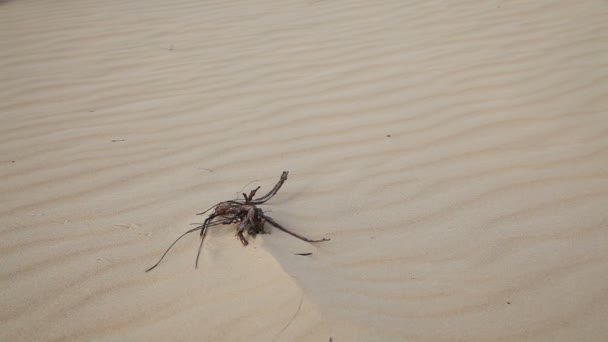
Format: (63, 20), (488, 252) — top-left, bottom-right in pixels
(249, 171), (289, 204)
(265, 216), (330, 243)
(237, 180), (260, 194)
(196, 203), (220, 216)
(145, 226), (204, 272)
(146, 218), (230, 272)
(195, 218), (213, 268)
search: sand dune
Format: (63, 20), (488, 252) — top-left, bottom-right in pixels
(1, 0), (608, 340)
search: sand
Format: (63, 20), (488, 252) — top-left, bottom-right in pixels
(1, 0), (607, 340)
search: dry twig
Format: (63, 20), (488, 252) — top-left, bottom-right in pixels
(146, 171), (329, 271)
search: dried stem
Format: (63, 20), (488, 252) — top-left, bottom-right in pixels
(146, 171), (329, 271)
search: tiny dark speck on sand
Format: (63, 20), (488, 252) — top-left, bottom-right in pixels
(294, 253), (312, 256)
(386, 134), (391, 138)
(507, 301), (511, 305)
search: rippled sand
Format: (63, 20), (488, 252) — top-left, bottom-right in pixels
(1, 0), (607, 340)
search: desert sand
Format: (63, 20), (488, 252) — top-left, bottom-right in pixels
(1, 0), (607, 341)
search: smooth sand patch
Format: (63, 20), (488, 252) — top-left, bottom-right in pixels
(1, 0), (607, 340)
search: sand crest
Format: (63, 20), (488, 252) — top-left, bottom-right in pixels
(1, 0), (608, 340)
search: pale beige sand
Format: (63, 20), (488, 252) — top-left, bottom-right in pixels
(1, 0), (608, 341)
